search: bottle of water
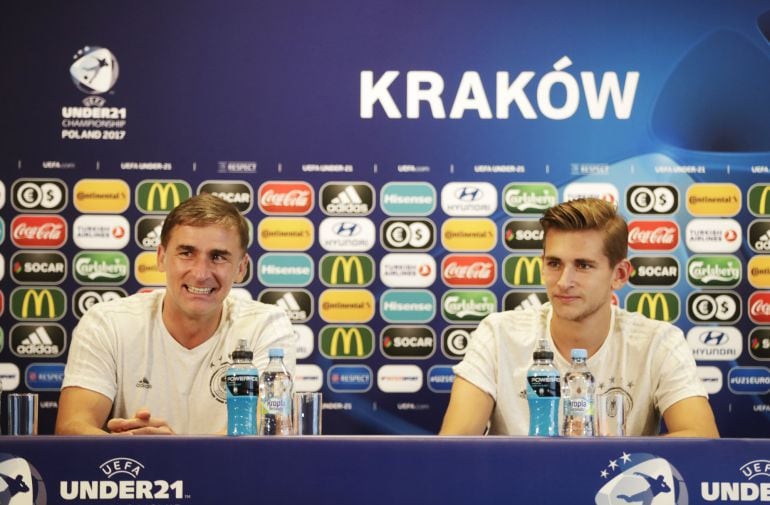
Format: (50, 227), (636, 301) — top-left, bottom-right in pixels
(562, 348), (595, 437)
(526, 346), (560, 437)
(226, 339), (259, 436)
(259, 348), (293, 436)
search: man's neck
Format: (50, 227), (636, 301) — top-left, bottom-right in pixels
(550, 305), (613, 360)
(161, 303), (223, 350)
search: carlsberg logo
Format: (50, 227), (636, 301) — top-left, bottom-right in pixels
(687, 256), (741, 286)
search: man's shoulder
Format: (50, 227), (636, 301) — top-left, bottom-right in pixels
(84, 290), (162, 318)
(613, 306), (681, 339)
(479, 305), (548, 332)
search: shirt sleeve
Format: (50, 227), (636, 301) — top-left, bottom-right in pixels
(251, 306), (298, 376)
(652, 324), (708, 415)
(452, 315), (500, 401)
(61, 305), (118, 401)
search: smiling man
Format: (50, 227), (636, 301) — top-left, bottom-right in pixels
(439, 198), (719, 437)
(56, 193), (295, 435)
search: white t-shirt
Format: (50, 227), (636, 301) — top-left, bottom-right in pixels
(62, 290), (297, 434)
(453, 303), (706, 436)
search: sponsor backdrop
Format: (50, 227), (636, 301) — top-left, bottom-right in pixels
(1, 0), (769, 436)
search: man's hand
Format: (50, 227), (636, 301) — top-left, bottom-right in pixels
(106, 408), (175, 435)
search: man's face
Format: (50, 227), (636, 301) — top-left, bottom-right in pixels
(542, 229), (629, 323)
(157, 224), (248, 323)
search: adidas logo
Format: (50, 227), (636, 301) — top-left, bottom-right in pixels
(514, 293), (545, 311)
(136, 377), (152, 389)
(275, 293), (308, 321)
(325, 185), (369, 214)
(15, 326), (60, 355)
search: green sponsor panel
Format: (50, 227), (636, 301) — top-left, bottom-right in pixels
(135, 180), (192, 213)
(319, 254), (375, 287)
(625, 291), (680, 322)
(73, 251), (130, 284)
(503, 255), (544, 287)
(442, 289), (497, 323)
(687, 255), (742, 287)
(319, 325), (375, 358)
(748, 184), (770, 216)
(10, 287), (67, 320)
(502, 183), (558, 215)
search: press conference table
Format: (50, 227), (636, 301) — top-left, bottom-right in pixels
(1, 435), (767, 504)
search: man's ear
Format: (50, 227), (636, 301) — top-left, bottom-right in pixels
(611, 258), (632, 290)
(235, 252), (249, 283)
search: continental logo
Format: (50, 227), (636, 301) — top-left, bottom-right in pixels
(625, 291), (680, 322)
(134, 251), (165, 285)
(626, 184), (678, 215)
(258, 181), (314, 215)
(503, 291), (548, 311)
(748, 256), (770, 289)
(135, 216), (165, 250)
(72, 287), (127, 319)
(319, 254), (374, 287)
(73, 179), (130, 213)
(748, 220), (770, 253)
(442, 326), (472, 359)
(135, 180), (192, 213)
(10, 323), (66, 357)
(257, 217), (314, 251)
(319, 325), (374, 359)
(502, 182), (557, 215)
(442, 254), (496, 287)
(750, 328), (770, 360)
(380, 182), (436, 216)
(381, 326), (436, 359)
(198, 180), (254, 213)
(441, 182), (497, 217)
(685, 183), (741, 217)
(380, 289), (436, 323)
(318, 289), (375, 323)
(381, 218), (436, 252)
(749, 292), (770, 325)
(748, 183), (770, 216)
(686, 291), (741, 324)
(11, 178), (67, 212)
(686, 255), (741, 288)
(10, 287), (67, 321)
(628, 256), (679, 287)
(503, 255), (543, 287)
(441, 218), (496, 252)
(441, 289), (496, 323)
(259, 289), (313, 323)
(257, 253), (314, 287)
(10, 251), (67, 285)
(320, 182), (375, 215)
(73, 251), (130, 284)
(503, 220), (543, 251)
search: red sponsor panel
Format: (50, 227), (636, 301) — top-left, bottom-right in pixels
(628, 220), (679, 251)
(441, 254), (496, 287)
(258, 181), (314, 214)
(11, 214), (67, 248)
(749, 291), (770, 324)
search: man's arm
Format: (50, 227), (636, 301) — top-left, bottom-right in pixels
(439, 376), (494, 435)
(55, 386), (113, 435)
(662, 396), (720, 438)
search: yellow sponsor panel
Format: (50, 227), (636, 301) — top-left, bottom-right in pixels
(258, 217), (314, 251)
(748, 255), (770, 288)
(319, 289), (375, 323)
(134, 251), (166, 286)
(21, 289), (56, 318)
(686, 183), (741, 217)
(441, 218), (497, 252)
(74, 179), (131, 213)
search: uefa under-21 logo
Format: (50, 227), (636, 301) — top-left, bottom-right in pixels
(0, 453), (47, 505)
(70, 46), (119, 95)
(595, 452), (687, 505)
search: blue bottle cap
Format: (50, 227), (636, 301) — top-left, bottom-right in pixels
(571, 348), (587, 359)
(268, 348), (284, 358)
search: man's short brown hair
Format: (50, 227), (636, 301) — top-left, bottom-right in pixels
(160, 193), (249, 252)
(539, 198), (628, 266)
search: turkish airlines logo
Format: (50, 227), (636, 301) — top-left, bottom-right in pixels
(11, 215), (67, 248)
(441, 254), (496, 287)
(685, 218), (742, 254)
(749, 292), (770, 324)
(258, 181), (313, 214)
(11, 178), (67, 212)
(627, 220), (679, 251)
(73, 215), (130, 249)
(626, 185), (678, 215)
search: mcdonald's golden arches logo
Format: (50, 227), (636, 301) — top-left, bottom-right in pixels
(625, 291), (680, 322)
(10, 287), (67, 321)
(135, 180), (192, 213)
(319, 325), (375, 358)
(503, 255), (544, 287)
(748, 183), (770, 216)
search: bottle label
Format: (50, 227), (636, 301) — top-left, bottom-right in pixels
(526, 374), (560, 398)
(226, 375), (258, 396)
(566, 397), (593, 416)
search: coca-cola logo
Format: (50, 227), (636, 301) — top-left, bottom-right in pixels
(749, 292), (770, 324)
(258, 181), (314, 214)
(11, 215), (67, 248)
(628, 220), (679, 251)
(441, 254), (496, 287)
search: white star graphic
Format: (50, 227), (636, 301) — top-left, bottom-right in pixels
(608, 459), (619, 470)
(621, 452), (631, 463)
(601, 469), (609, 479)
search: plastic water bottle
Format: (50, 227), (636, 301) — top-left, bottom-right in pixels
(526, 347), (560, 436)
(562, 348), (595, 437)
(259, 348), (293, 436)
(226, 339), (259, 436)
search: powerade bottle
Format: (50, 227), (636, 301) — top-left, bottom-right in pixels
(259, 348), (293, 436)
(526, 347), (560, 436)
(562, 348), (595, 437)
(226, 339), (259, 436)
